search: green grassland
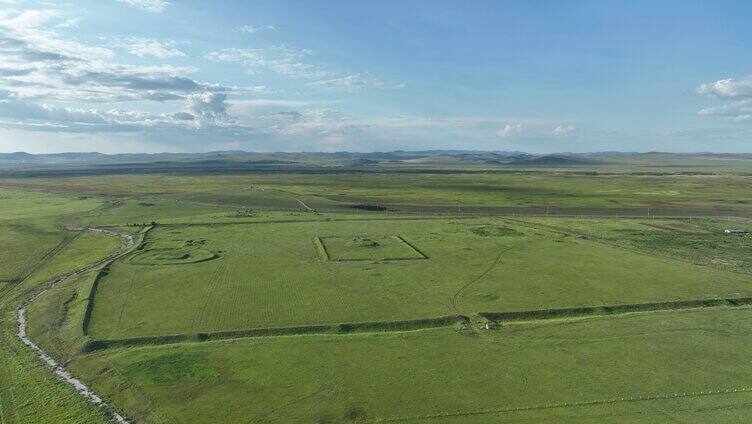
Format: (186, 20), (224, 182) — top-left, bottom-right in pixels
(0, 188), (103, 283)
(22, 232), (123, 287)
(0, 189), (113, 424)
(2, 167), (752, 423)
(318, 235), (427, 261)
(523, 217), (752, 274)
(129, 247), (216, 265)
(72, 308), (752, 423)
(0, 188), (100, 221)
(5, 171), (752, 213)
(0, 226), (66, 282)
(81, 198), (239, 227)
(85, 218), (751, 341)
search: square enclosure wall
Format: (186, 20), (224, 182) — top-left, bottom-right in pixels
(315, 235), (428, 261)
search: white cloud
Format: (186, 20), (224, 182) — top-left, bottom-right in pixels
(307, 74), (404, 92)
(238, 25), (259, 34)
(0, 89), (245, 135)
(115, 0), (170, 13)
(1, 10), (113, 60)
(207, 48), (404, 91)
(227, 104), (576, 151)
(3, 9), (61, 28)
(697, 76), (752, 121)
(553, 124), (576, 136)
(231, 99), (316, 109)
(206, 46), (330, 79)
(697, 76), (752, 99)
(698, 99), (752, 121)
(108, 37), (186, 59)
(0, 96), (191, 132)
(0, 6), (568, 152)
(184, 92), (229, 127)
(237, 25), (276, 34)
(0, 9), (229, 102)
(0, 8), (245, 137)
(55, 18), (80, 29)
(497, 123), (524, 138)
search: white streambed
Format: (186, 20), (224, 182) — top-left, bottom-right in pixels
(15, 228), (135, 424)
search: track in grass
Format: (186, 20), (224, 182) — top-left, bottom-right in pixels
(450, 244), (508, 315)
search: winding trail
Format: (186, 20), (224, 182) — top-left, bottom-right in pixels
(450, 245), (508, 315)
(16, 227), (137, 424)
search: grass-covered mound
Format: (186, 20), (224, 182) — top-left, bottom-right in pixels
(129, 248), (216, 265)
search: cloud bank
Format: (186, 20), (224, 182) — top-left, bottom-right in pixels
(697, 76), (752, 121)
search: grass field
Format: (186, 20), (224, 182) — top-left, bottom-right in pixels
(2, 167), (752, 423)
(0, 189), (111, 424)
(73, 308), (752, 423)
(317, 235), (427, 261)
(5, 171), (752, 214)
(523, 217), (752, 275)
(85, 218), (752, 341)
(0, 226), (66, 282)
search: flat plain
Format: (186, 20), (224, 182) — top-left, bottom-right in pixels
(2, 159), (752, 423)
(85, 218), (752, 342)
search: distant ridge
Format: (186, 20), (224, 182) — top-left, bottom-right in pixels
(1, 150), (751, 168)
(510, 155), (603, 166)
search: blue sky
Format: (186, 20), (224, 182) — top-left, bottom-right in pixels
(0, 0), (751, 153)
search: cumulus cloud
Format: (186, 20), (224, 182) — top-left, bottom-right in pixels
(0, 5), (558, 152)
(0, 96), (104, 124)
(698, 99), (752, 121)
(115, 0), (170, 13)
(183, 92), (229, 126)
(697, 76), (752, 121)
(108, 37), (186, 59)
(0, 91), (241, 133)
(497, 123), (524, 138)
(697, 77), (752, 99)
(0, 96), (190, 133)
(553, 124), (576, 136)
(3, 9), (63, 29)
(0, 9), (228, 102)
(0, 8), (245, 135)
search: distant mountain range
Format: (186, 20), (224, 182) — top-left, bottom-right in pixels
(1, 150), (752, 168)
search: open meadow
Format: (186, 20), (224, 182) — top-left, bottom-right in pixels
(2, 162), (752, 423)
(84, 217), (752, 342)
(3, 1), (752, 420)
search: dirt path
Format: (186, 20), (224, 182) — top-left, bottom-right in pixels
(16, 227), (137, 424)
(296, 198), (314, 212)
